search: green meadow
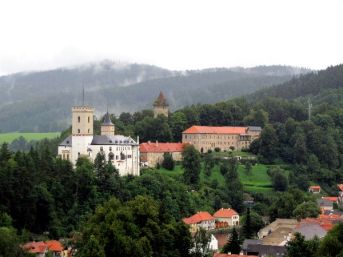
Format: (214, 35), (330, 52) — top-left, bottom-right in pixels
(158, 162), (274, 193)
(0, 132), (60, 143)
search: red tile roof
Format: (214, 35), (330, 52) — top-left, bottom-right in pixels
(338, 184), (343, 191)
(46, 240), (64, 252)
(183, 126), (248, 135)
(322, 197), (338, 202)
(213, 208), (238, 218)
(140, 142), (185, 153)
(22, 242), (47, 254)
(183, 212), (214, 224)
(213, 254), (257, 257)
(309, 186), (321, 190)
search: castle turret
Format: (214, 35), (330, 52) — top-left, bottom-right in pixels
(101, 112), (115, 136)
(153, 91), (169, 118)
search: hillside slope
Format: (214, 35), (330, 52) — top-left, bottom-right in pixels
(0, 62), (308, 132)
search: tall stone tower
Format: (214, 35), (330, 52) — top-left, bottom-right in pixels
(101, 111), (115, 136)
(153, 91), (169, 118)
(71, 106), (94, 164)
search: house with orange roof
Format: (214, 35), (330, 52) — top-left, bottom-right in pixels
(213, 208), (240, 228)
(308, 185), (321, 194)
(182, 125), (261, 153)
(183, 211), (215, 233)
(22, 240), (64, 257)
(140, 141), (185, 167)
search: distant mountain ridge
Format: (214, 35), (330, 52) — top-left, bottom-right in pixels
(0, 61), (310, 132)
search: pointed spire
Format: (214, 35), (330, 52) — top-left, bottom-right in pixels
(153, 91), (169, 107)
(102, 111), (113, 125)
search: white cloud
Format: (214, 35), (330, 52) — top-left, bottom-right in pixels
(0, 0), (342, 75)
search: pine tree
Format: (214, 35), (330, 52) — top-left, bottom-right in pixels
(243, 208), (253, 239)
(162, 152), (175, 170)
(222, 228), (241, 254)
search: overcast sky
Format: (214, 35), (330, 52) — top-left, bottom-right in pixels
(0, 0), (342, 75)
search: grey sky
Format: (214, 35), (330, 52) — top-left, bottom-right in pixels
(0, 0), (342, 75)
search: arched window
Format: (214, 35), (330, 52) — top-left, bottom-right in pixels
(78, 116), (80, 123)
(108, 152), (114, 161)
(120, 152), (126, 160)
(78, 129), (80, 134)
(88, 116), (90, 123)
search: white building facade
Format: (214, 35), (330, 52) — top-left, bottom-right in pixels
(58, 106), (140, 176)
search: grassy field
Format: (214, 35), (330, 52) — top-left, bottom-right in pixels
(0, 132), (60, 143)
(158, 162), (274, 193)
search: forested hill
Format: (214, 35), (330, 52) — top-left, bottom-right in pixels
(251, 64), (343, 101)
(0, 62), (308, 132)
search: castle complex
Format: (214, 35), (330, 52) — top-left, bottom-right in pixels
(58, 106), (140, 176)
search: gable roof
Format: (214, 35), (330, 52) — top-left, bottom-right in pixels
(140, 142), (185, 153)
(153, 91), (169, 107)
(91, 135), (137, 145)
(183, 212), (214, 224)
(46, 240), (64, 252)
(322, 197), (338, 202)
(183, 126), (248, 135)
(22, 242), (47, 254)
(309, 185), (321, 190)
(213, 208), (238, 218)
(59, 136), (72, 147)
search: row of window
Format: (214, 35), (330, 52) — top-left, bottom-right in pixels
(184, 134), (239, 140)
(77, 128), (91, 134)
(100, 146), (131, 151)
(77, 116), (91, 123)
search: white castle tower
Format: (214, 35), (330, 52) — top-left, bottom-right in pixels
(70, 105), (95, 164)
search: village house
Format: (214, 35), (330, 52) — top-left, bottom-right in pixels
(213, 208), (240, 228)
(214, 253), (258, 257)
(183, 211), (216, 233)
(140, 141), (184, 167)
(22, 240), (64, 257)
(182, 125), (261, 153)
(58, 106), (140, 176)
(308, 185), (321, 193)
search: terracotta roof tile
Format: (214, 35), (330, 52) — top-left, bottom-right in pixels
(140, 142), (185, 153)
(183, 211), (214, 224)
(183, 126), (248, 135)
(46, 240), (64, 252)
(309, 186), (321, 190)
(322, 197), (338, 202)
(213, 208), (238, 218)
(22, 242), (47, 254)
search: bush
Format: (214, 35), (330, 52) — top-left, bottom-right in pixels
(214, 147), (221, 152)
(162, 153), (175, 170)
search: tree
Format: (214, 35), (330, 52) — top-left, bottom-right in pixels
(192, 228), (211, 257)
(318, 223), (343, 257)
(258, 125), (279, 163)
(286, 233), (319, 257)
(272, 172), (288, 192)
(162, 152), (175, 170)
(244, 161), (252, 175)
(204, 153), (215, 177)
(76, 235), (105, 257)
(182, 145), (201, 187)
(240, 210), (264, 238)
(293, 202), (320, 219)
(242, 208), (253, 239)
(222, 228), (241, 254)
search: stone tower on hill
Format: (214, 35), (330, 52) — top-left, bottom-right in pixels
(153, 91), (169, 118)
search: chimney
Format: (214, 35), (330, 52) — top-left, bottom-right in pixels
(148, 141), (151, 144)
(156, 140), (158, 147)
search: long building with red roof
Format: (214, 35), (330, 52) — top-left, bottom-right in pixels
(182, 125), (261, 153)
(140, 141), (185, 167)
